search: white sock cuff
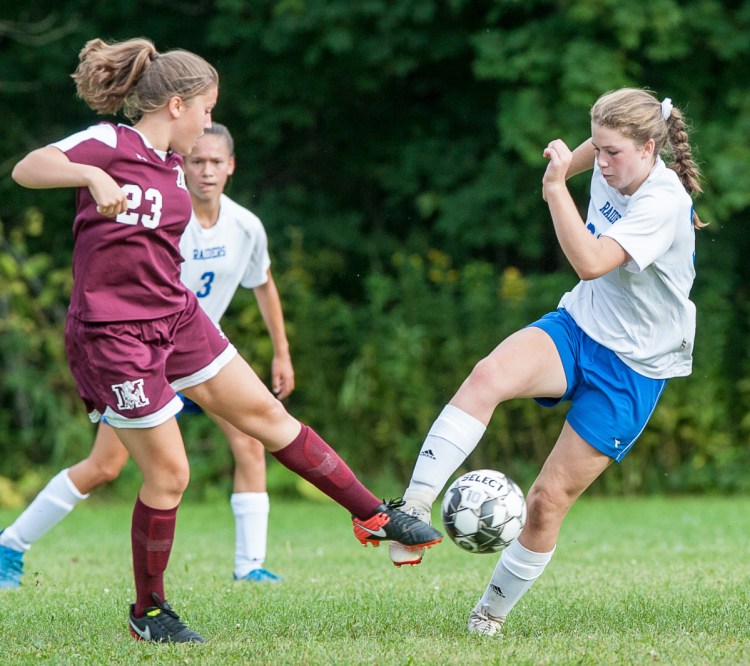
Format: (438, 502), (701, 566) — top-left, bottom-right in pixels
(501, 539), (555, 581)
(428, 404), (486, 456)
(60, 469), (90, 500)
(402, 488), (435, 509)
(230, 491), (269, 513)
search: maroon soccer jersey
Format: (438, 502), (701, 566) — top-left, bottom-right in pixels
(53, 123), (192, 322)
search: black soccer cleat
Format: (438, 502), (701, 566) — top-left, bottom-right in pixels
(128, 593), (205, 643)
(352, 498), (443, 548)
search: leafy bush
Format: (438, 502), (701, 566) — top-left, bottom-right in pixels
(0, 217), (744, 500)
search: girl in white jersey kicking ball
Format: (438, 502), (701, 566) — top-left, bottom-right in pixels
(389, 88), (703, 637)
(1, 122), (294, 589)
(11, 37), (441, 644)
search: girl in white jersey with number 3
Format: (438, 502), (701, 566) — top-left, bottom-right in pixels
(0, 122), (293, 588)
(11, 37), (442, 644)
(389, 88), (703, 637)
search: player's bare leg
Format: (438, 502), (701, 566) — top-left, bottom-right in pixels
(468, 423), (612, 636)
(391, 328), (566, 566)
(116, 420), (203, 642)
(210, 413), (284, 582)
(186, 355), (443, 549)
(68, 422), (131, 493)
(0, 422), (130, 588)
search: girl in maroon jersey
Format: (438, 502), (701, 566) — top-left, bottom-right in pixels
(12, 37), (441, 643)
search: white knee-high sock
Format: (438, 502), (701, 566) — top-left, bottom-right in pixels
(230, 491), (270, 578)
(478, 539), (555, 620)
(0, 469), (89, 552)
(404, 404), (486, 508)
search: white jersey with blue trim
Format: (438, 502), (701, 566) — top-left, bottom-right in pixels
(559, 157), (696, 379)
(179, 193), (271, 325)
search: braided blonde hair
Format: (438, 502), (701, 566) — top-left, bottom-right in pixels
(592, 88), (704, 227)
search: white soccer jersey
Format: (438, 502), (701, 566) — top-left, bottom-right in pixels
(559, 157), (696, 379)
(179, 193), (271, 325)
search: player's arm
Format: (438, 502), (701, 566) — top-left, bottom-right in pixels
(542, 139), (628, 280)
(12, 146), (127, 218)
(566, 138), (595, 179)
(253, 269), (295, 399)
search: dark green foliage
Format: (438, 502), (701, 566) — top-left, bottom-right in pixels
(1, 1), (750, 497)
(0, 211), (94, 475)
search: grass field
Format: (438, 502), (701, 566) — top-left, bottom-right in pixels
(0, 495), (748, 665)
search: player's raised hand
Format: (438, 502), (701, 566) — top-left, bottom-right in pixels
(542, 139), (572, 201)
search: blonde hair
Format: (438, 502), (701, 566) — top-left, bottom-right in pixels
(591, 88), (704, 227)
(72, 37), (218, 122)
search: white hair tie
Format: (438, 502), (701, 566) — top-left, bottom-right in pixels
(661, 97), (673, 121)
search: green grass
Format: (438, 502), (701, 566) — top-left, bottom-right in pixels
(0, 496), (748, 665)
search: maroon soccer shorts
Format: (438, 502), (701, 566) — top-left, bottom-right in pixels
(65, 293), (235, 428)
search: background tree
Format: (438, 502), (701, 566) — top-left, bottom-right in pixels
(1, 0), (749, 500)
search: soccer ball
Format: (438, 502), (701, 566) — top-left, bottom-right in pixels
(441, 469), (527, 554)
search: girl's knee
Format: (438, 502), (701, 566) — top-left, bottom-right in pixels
(524, 481), (574, 530)
(96, 460), (125, 485)
(468, 356), (496, 385)
(142, 459), (190, 496)
(171, 465), (190, 494)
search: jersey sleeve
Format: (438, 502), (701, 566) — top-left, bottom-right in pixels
(239, 216), (272, 289)
(603, 191), (678, 273)
(50, 123), (117, 171)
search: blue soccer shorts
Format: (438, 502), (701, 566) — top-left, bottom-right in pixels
(529, 308), (667, 462)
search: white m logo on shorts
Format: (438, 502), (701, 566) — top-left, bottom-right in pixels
(112, 378), (150, 411)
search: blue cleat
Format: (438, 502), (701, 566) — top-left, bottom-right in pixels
(233, 568), (284, 583)
(0, 532), (24, 589)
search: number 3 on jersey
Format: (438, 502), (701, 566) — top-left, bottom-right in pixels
(116, 184), (163, 228)
(196, 271), (215, 298)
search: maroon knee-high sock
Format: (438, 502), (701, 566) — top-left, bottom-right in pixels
(272, 424), (381, 519)
(131, 496), (178, 617)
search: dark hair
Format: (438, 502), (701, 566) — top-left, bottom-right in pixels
(203, 122), (234, 156)
(72, 37), (218, 122)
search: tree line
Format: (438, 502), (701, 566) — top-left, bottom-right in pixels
(1, 1), (749, 502)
